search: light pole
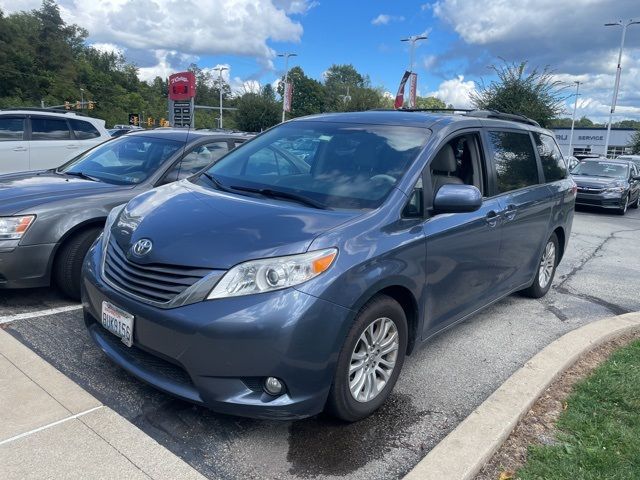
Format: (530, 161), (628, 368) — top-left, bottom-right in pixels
(213, 66), (229, 129)
(80, 88), (84, 110)
(400, 34), (428, 73)
(568, 81), (581, 157)
(278, 52), (297, 122)
(603, 19), (639, 157)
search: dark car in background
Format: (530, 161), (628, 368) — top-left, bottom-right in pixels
(0, 129), (250, 298)
(571, 158), (640, 214)
(82, 110), (575, 422)
(616, 154), (640, 172)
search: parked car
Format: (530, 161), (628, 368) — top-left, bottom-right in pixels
(0, 109), (111, 174)
(82, 110), (575, 421)
(616, 154), (640, 171)
(108, 128), (132, 138)
(0, 129), (250, 299)
(565, 155), (580, 170)
(571, 158), (640, 214)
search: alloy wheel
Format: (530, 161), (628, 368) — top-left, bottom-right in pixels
(348, 317), (399, 403)
(538, 241), (556, 289)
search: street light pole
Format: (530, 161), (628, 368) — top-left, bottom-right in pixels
(278, 52), (297, 122)
(603, 19), (639, 157)
(400, 34), (428, 73)
(568, 81), (581, 157)
(80, 88), (84, 110)
(213, 66), (229, 129)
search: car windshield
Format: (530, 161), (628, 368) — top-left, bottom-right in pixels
(199, 121), (429, 209)
(571, 161), (628, 179)
(58, 135), (183, 185)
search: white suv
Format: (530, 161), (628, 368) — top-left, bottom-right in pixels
(0, 109), (111, 174)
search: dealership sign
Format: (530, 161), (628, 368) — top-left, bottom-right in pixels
(168, 72), (196, 101)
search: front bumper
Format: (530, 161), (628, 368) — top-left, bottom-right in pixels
(0, 243), (56, 289)
(81, 240), (353, 420)
(575, 192), (626, 209)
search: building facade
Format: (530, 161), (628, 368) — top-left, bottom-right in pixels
(552, 127), (636, 157)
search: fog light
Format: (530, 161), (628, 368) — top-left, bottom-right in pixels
(264, 377), (284, 395)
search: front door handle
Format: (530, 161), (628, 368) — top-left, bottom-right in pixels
(12, 146), (27, 152)
(504, 204), (517, 222)
(485, 210), (499, 228)
(66, 144), (79, 149)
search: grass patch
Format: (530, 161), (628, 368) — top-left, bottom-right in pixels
(517, 339), (640, 480)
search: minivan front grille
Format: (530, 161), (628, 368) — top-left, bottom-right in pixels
(103, 237), (212, 304)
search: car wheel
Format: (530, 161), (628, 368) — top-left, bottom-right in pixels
(630, 194), (639, 209)
(617, 195), (629, 215)
(326, 295), (408, 422)
(521, 232), (559, 299)
(53, 227), (102, 300)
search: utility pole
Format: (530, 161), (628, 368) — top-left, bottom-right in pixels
(213, 66), (229, 129)
(278, 52), (297, 122)
(603, 19), (639, 157)
(80, 88), (85, 110)
(568, 81), (581, 157)
(401, 34), (428, 73)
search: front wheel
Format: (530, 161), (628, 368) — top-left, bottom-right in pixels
(617, 195), (629, 215)
(53, 227), (102, 300)
(521, 233), (559, 298)
(326, 295), (408, 422)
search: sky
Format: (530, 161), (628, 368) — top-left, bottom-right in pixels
(2, 0), (640, 122)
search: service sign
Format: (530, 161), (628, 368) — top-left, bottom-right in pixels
(169, 71), (196, 101)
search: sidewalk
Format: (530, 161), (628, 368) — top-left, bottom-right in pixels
(0, 329), (205, 480)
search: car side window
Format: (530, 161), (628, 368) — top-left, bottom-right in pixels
(69, 119), (101, 140)
(533, 133), (567, 182)
(487, 131), (539, 193)
(31, 118), (71, 140)
(402, 176), (423, 217)
(163, 141), (230, 183)
(0, 117), (25, 141)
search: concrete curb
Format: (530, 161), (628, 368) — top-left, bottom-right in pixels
(403, 312), (640, 480)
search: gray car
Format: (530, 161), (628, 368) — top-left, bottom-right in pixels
(0, 129), (250, 298)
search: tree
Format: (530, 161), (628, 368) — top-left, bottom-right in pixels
(415, 96), (446, 109)
(235, 85), (280, 132)
(630, 130), (640, 154)
(277, 66), (324, 118)
(471, 60), (567, 127)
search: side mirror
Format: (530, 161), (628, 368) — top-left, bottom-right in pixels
(433, 184), (482, 214)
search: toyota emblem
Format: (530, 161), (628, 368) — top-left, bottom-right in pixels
(131, 238), (153, 257)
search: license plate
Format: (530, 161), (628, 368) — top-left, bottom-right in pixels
(101, 301), (134, 347)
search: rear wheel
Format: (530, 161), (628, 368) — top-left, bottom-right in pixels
(326, 295), (407, 422)
(521, 233), (558, 299)
(53, 227), (102, 300)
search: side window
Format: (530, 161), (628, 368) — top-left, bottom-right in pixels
(430, 133), (485, 195)
(487, 131), (539, 193)
(70, 119), (101, 140)
(533, 133), (567, 182)
(163, 141), (229, 183)
(31, 118), (71, 140)
(403, 177), (423, 217)
(0, 117), (25, 141)
(245, 149), (278, 176)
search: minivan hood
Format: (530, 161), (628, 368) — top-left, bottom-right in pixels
(0, 171), (127, 215)
(112, 181), (360, 269)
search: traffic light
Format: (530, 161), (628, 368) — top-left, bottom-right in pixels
(75, 101), (81, 110)
(88, 101), (95, 110)
(128, 113), (139, 126)
(146, 117), (153, 127)
(64, 101), (70, 110)
(160, 118), (168, 127)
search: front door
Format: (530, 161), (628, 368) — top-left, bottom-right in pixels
(29, 116), (78, 170)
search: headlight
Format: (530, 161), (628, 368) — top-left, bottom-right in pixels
(207, 248), (338, 299)
(604, 186), (625, 193)
(105, 204), (125, 232)
(0, 215), (36, 240)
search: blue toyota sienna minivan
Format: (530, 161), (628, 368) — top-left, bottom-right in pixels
(82, 110), (576, 421)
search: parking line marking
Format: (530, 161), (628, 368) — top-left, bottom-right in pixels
(0, 305), (83, 325)
(0, 405), (104, 446)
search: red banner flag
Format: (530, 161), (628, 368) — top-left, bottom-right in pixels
(284, 81), (293, 112)
(409, 73), (418, 108)
(394, 70), (411, 109)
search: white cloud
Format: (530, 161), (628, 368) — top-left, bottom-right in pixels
(422, 55), (437, 70)
(90, 42), (124, 56)
(371, 14), (405, 26)
(428, 75), (476, 108)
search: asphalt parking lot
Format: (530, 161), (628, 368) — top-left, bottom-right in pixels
(1, 206), (639, 480)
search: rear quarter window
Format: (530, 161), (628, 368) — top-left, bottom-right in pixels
(533, 132), (567, 182)
(70, 119), (101, 139)
(487, 130), (540, 193)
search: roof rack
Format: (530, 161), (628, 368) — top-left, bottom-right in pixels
(464, 109), (540, 127)
(397, 108), (474, 114)
(0, 107), (88, 117)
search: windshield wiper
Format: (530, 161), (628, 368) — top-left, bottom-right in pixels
(201, 172), (236, 193)
(228, 185), (328, 210)
(62, 171), (100, 182)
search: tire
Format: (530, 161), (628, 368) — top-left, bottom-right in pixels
(630, 194), (639, 209)
(521, 232), (559, 299)
(53, 227), (102, 300)
(325, 295), (408, 422)
(617, 195), (629, 215)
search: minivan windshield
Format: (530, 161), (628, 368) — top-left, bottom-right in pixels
(58, 135), (183, 185)
(200, 121), (429, 209)
(570, 161), (629, 179)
